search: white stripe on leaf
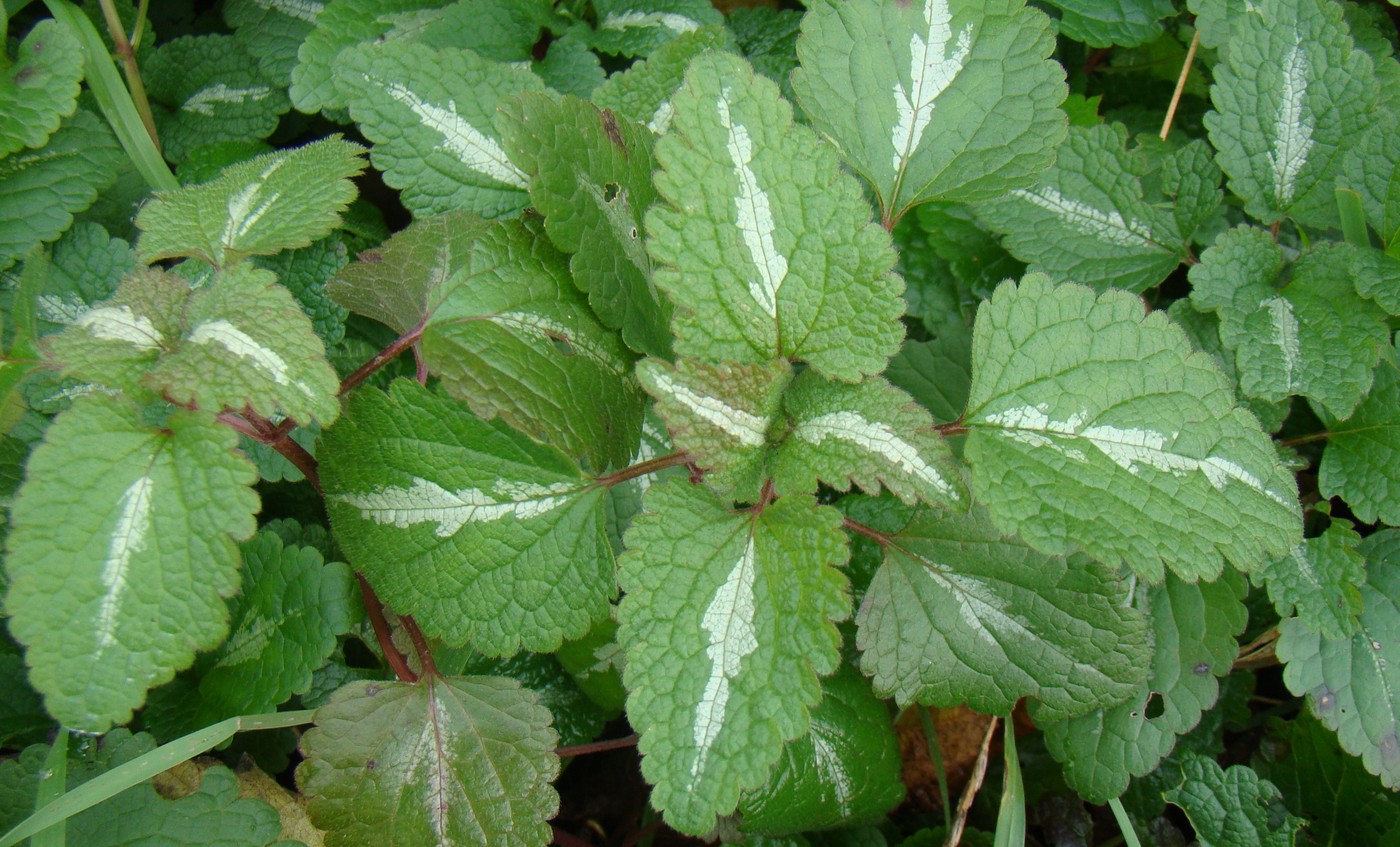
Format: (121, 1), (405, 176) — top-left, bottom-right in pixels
(182, 83), (273, 116)
(221, 157), (286, 250)
(600, 11), (700, 33)
(1269, 38), (1313, 209)
(252, 0), (322, 24)
(1011, 186), (1156, 249)
(1261, 296), (1301, 392)
(378, 79), (528, 189)
(717, 86), (787, 320)
(647, 369), (769, 447)
(75, 305), (164, 351)
(189, 319), (316, 398)
(890, 0), (973, 175)
(95, 475), (155, 649)
(340, 476), (577, 537)
(690, 534), (760, 784)
(794, 410), (959, 499)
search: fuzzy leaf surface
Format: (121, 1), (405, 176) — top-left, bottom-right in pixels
(31, 222), (137, 338)
(589, 28), (727, 134)
(298, 675), (560, 847)
(1279, 530), (1400, 789)
(1041, 572), (1247, 802)
(1343, 110), (1400, 250)
(0, 19), (84, 157)
(321, 379), (613, 653)
(772, 372), (966, 509)
(646, 52), (905, 382)
(147, 264), (341, 425)
(1190, 230), (1391, 419)
(333, 40), (542, 218)
(617, 482), (849, 834)
(964, 274), (1301, 582)
(855, 502), (1148, 721)
(1164, 756), (1304, 847)
(1257, 520), (1365, 640)
(791, 0), (1065, 217)
(288, 0), (439, 114)
(1204, 0), (1375, 227)
(976, 124), (1188, 293)
(1038, 0), (1175, 46)
(1166, 300), (1288, 434)
(586, 0), (723, 57)
(225, 0), (324, 86)
(254, 235), (351, 346)
(498, 93), (671, 357)
(1317, 346), (1400, 525)
(136, 136), (366, 266)
(2, 395), (258, 730)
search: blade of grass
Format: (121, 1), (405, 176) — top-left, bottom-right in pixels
(42, 0), (177, 193)
(1108, 797), (1143, 847)
(992, 721), (1024, 847)
(917, 706), (954, 831)
(32, 730), (68, 847)
(1336, 188), (1371, 248)
(943, 715), (998, 847)
(0, 709), (315, 847)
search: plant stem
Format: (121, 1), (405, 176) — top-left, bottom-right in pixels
(96, 0), (160, 154)
(943, 715), (999, 847)
(842, 516), (893, 546)
(1107, 798), (1143, 847)
(356, 574), (419, 684)
(555, 733), (639, 758)
(1159, 29), (1199, 140)
(129, 0), (149, 51)
(594, 451), (692, 487)
(339, 319), (426, 397)
(917, 707), (954, 831)
(401, 614), (439, 678)
(1279, 431), (1330, 448)
(1234, 626), (1280, 670)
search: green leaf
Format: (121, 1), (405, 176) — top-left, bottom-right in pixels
(976, 124), (1190, 293)
(964, 274), (1301, 582)
(1343, 109), (1400, 250)
(321, 379), (614, 654)
(498, 93), (671, 357)
(421, 217), (643, 470)
(1163, 755), (1304, 847)
(773, 371), (967, 509)
(146, 263), (342, 425)
(895, 203), (1022, 320)
(885, 330), (973, 429)
(1038, 0), (1176, 47)
(728, 8), (802, 101)
(30, 222), (137, 338)
(1040, 572), (1248, 803)
(1346, 243), (1400, 316)
(791, 0), (1065, 218)
(635, 356), (791, 499)
(617, 481), (850, 834)
(589, 27), (727, 134)
(553, 614), (627, 716)
(1256, 519), (1365, 640)
(1190, 231), (1391, 419)
(854, 502), (1149, 721)
(1166, 300), (1289, 434)
(1317, 345), (1400, 525)
(135, 136), (366, 267)
(533, 33), (604, 99)
(333, 40), (544, 219)
(1278, 529), (1400, 789)
(585, 0), (723, 57)
(288, 0), (439, 115)
(0, 630), (50, 749)
(1204, 0), (1376, 227)
(144, 34), (291, 165)
(0, 109), (123, 272)
(738, 665), (905, 835)
(454, 651), (608, 749)
(0, 18), (84, 157)
(253, 234), (351, 346)
(224, 0), (324, 87)
(297, 675), (560, 847)
(647, 51), (905, 382)
(3, 394), (259, 730)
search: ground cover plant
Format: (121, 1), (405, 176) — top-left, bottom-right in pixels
(1, 0), (1399, 843)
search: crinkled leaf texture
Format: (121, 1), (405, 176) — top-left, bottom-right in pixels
(0, 19), (85, 157)
(1039, 0), (1176, 47)
(792, 0), (1065, 218)
(964, 274), (1301, 582)
(30, 221), (138, 338)
(1317, 345), (1400, 525)
(1279, 530), (1400, 789)
(298, 675), (560, 847)
(617, 481), (850, 835)
(2, 395), (259, 731)
(854, 500), (1149, 721)
(288, 0), (439, 115)
(646, 51), (905, 382)
(225, 0), (324, 86)
(321, 379), (614, 654)
(136, 135), (366, 267)
(1041, 572), (1247, 802)
(1256, 520), (1365, 640)
(1164, 755), (1305, 847)
(589, 28), (727, 134)
(586, 0), (723, 57)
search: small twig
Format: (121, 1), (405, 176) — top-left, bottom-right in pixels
(555, 733), (639, 758)
(339, 319), (427, 397)
(943, 716), (999, 847)
(594, 451), (693, 488)
(400, 615), (439, 678)
(95, 0), (160, 153)
(1160, 29), (1200, 140)
(1234, 626), (1280, 671)
(356, 574), (418, 684)
(1279, 431), (1330, 449)
(935, 422), (968, 437)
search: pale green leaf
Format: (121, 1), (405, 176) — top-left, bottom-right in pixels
(1039, 0), (1176, 47)
(728, 8), (802, 101)
(288, 0), (440, 115)
(3, 394), (259, 730)
(1190, 231), (1391, 419)
(586, 0), (723, 57)
(30, 222), (137, 338)
(0, 19), (84, 157)
(1257, 519), (1365, 640)
(1204, 0), (1376, 227)
(884, 329), (973, 430)
(421, 217), (643, 470)
(791, 0), (1066, 217)
(647, 51), (905, 382)
(254, 235), (351, 346)
(1346, 244), (1400, 316)
(1163, 755), (1304, 847)
(532, 33), (605, 98)
(738, 665), (905, 835)
(135, 136), (366, 267)
(0, 110), (123, 271)
(497, 93), (671, 357)
(453, 651), (607, 749)
(1189, 0), (1247, 51)
(1342, 109), (1400, 250)
(146, 263), (342, 425)
(617, 481), (849, 834)
(1317, 345), (1400, 525)
(298, 675), (560, 847)
(333, 40), (544, 219)
(773, 372), (967, 509)
(855, 502), (1149, 721)
(1166, 300), (1289, 434)
(145, 35), (291, 164)
(589, 27), (728, 134)
(225, 0), (325, 86)
(328, 210), (493, 335)
(321, 379), (614, 654)
(964, 274), (1301, 582)
(553, 614), (628, 716)
(1279, 529), (1400, 789)
(976, 124), (1188, 293)
(1041, 572), (1247, 803)
(635, 356), (791, 499)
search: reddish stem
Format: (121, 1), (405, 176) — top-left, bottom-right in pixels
(401, 614), (439, 678)
(555, 733), (639, 758)
(339, 319), (427, 398)
(594, 451), (692, 488)
(356, 574), (418, 684)
(843, 516), (893, 546)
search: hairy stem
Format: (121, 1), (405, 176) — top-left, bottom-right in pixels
(356, 574), (419, 684)
(400, 614), (439, 678)
(843, 516), (894, 546)
(1160, 29), (1200, 140)
(594, 451), (693, 488)
(1279, 431), (1330, 448)
(339, 318), (427, 398)
(95, 0), (160, 153)
(555, 733), (639, 758)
